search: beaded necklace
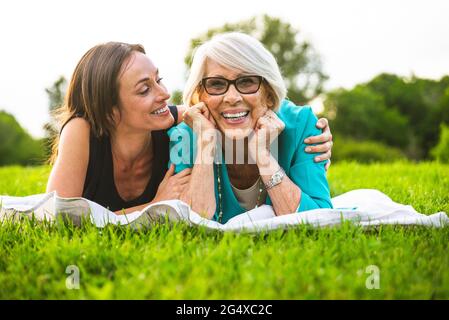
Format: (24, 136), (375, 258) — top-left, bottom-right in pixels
(216, 163), (265, 223)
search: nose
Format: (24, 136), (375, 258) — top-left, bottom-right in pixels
(223, 83), (242, 104)
(156, 82), (170, 101)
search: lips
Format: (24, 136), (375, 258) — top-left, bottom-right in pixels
(150, 105), (169, 115)
(220, 110), (250, 125)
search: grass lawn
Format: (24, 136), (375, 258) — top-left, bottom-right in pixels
(0, 161), (448, 299)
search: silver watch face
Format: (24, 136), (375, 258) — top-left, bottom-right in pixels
(273, 172), (282, 184)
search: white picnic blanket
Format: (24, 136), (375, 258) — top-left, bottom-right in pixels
(0, 189), (448, 232)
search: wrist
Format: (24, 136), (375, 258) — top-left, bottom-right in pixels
(196, 136), (217, 165)
(255, 149), (271, 168)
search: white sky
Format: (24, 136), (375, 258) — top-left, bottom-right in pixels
(1, 0), (448, 138)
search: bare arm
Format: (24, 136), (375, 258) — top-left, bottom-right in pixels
(114, 165), (192, 215)
(46, 118), (90, 197)
(258, 152), (301, 215)
(180, 133), (217, 219)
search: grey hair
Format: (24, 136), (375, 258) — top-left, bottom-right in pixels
(183, 32), (287, 110)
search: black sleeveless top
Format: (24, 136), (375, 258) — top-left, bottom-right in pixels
(61, 106), (178, 211)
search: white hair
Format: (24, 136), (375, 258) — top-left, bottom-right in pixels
(183, 32), (287, 110)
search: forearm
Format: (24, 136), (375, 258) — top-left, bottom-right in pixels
(181, 135), (217, 219)
(113, 200), (157, 215)
(258, 152), (301, 215)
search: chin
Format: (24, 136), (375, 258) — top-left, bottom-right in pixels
(219, 123), (253, 141)
(150, 114), (175, 131)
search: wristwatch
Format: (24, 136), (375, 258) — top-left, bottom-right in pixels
(264, 167), (285, 190)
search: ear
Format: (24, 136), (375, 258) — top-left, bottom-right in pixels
(193, 85), (205, 105)
(262, 84), (276, 109)
(111, 106), (121, 125)
(191, 90), (200, 105)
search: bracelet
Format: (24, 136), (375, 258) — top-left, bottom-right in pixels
(264, 167), (285, 190)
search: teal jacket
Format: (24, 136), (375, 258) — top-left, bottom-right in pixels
(168, 99), (333, 223)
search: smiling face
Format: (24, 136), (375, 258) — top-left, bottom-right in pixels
(114, 52), (173, 132)
(199, 59), (271, 139)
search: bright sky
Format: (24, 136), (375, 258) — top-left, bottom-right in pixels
(1, 0), (448, 138)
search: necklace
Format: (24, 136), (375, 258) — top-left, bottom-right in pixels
(216, 163), (265, 223)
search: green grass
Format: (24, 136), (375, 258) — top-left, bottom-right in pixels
(0, 162), (448, 299)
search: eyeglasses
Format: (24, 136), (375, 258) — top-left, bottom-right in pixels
(201, 75), (264, 95)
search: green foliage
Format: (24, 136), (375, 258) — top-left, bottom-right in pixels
(431, 124), (449, 162)
(332, 135), (406, 163)
(45, 76), (67, 113)
(169, 89), (183, 106)
(0, 111), (45, 166)
(323, 73), (449, 160)
(324, 86), (409, 148)
(0, 163), (448, 299)
(184, 15), (327, 104)
(42, 76), (67, 159)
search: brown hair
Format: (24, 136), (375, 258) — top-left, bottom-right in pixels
(49, 42), (145, 164)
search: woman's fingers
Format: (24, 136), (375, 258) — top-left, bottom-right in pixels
(314, 150), (331, 162)
(177, 175), (191, 185)
(304, 132), (333, 145)
(325, 159), (331, 171)
(315, 117), (329, 130)
(163, 164), (175, 180)
(305, 141), (333, 153)
(174, 168), (192, 178)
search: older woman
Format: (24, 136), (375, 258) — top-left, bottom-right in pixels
(169, 32), (333, 223)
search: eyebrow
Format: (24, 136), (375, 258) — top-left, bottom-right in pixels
(208, 72), (251, 78)
(134, 69), (159, 87)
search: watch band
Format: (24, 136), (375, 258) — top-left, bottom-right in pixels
(264, 167), (285, 190)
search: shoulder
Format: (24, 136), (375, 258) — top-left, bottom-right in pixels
(168, 121), (194, 140)
(61, 116), (90, 136)
(58, 117), (91, 160)
(47, 117), (91, 196)
(277, 99), (320, 143)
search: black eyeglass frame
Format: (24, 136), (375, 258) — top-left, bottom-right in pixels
(200, 75), (264, 95)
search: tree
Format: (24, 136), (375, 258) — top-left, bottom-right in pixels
(184, 15), (327, 104)
(0, 110), (45, 166)
(431, 123), (449, 162)
(323, 85), (410, 149)
(365, 73), (449, 158)
(43, 76), (67, 139)
(169, 89), (183, 106)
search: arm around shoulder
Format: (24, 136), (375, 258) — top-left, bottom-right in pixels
(290, 107), (333, 211)
(46, 117), (90, 197)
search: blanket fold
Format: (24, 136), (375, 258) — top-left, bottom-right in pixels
(1, 189), (448, 232)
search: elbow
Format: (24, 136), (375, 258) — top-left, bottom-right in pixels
(297, 195), (333, 213)
(182, 193), (216, 220)
(197, 203), (216, 220)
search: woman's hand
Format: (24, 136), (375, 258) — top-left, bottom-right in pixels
(152, 164), (192, 202)
(182, 102), (217, 134)
(248, 109), (285, 166)
(304, 117), (333, 170)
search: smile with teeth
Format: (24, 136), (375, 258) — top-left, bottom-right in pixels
(150, 106), (169, 115)
(221, 111), (249, 120)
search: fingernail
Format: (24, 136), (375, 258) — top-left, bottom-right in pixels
(305, 147), (312, 152)
(315, 157), (321, 161)
(304, 138), (310, 143)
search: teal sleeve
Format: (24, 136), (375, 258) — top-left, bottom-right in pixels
(168, 125), (195, 173)
(289, 107), (333, 212)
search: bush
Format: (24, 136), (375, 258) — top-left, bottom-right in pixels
(431, 124), (449, 163)
(332, 135), (406, 163)
(0, 110), (45, 166)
